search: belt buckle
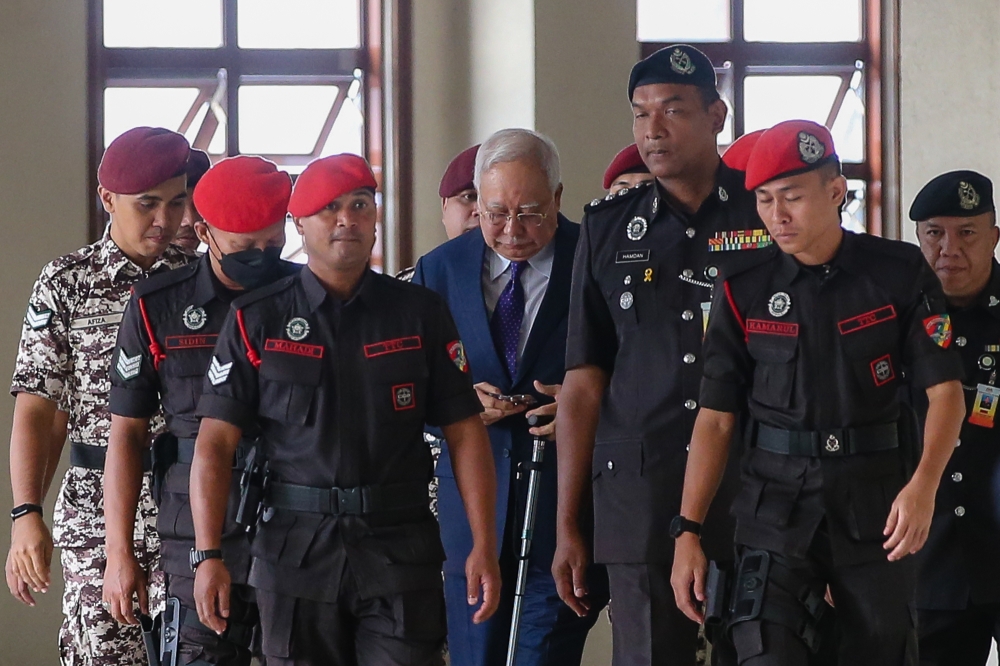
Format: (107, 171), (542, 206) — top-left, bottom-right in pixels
(822, 432), (843, 455)
(335, 487), (362, 515)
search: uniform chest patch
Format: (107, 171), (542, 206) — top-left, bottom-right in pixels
(285, 317), (310, 341)
(707, 229), (772, 252)
(838, 305), (897, 335)
(25, 304), (52, 330)
(116, 349), (142, 380)
(393, 383), (416, 411)
(870, 354), (895, 386)
(923, 315), (953, 348)
(768, 292), (791, 317)
(747, 319), (799, 336)
(70, 312), (124, 329)
(364, 336), (423, 358)
(265, 338), (324, 358)
(447, 340), (469, 372)
(165, 334), (218, 350)
(183, 305), (207, 330)
(626, 217), (648, 241)
(615, 249), (650, 264)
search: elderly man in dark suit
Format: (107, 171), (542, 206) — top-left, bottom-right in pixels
(413, 128), (608, 666)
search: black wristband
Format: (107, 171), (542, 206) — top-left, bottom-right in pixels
(189, 548), (223, 573)
(10, 503), (43, 522)
(669, 515), (702, 539)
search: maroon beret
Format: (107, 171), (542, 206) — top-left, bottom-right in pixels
(193, 156), (292, 234)
(98, 127), (190, 195)
(288, 154), (378, 218)
(438, 145), (480, 198)
(745, 120), (837, 191)
(603, 143), (649, 190)
(721, 130), (765, 172)
(186, 149), (212, 189)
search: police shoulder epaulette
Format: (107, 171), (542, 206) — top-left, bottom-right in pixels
(131, 261), (199, 298)
(583, 180), (652, 213)
(231, 272), (298, 310)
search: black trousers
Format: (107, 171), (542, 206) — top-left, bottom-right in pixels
(918, 604), (1000, 666)
(255, 564), (446, 666)
(166, 574), (259, 666)
(732, 524), (917, 666)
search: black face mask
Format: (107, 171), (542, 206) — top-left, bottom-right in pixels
(218, 245), (284, 290)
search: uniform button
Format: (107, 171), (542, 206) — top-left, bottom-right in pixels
(956, 438), (962, 447)
(686, 444), (690, 452)
(607, 460), (614, 470)
(952, 472), (963, 482)
(955, 506), (966, 517)
(502, 449), (510, 458)
(624, 275), (632, 285)
(682, 310), (695, 321)
(684, 399), (698, 410)
(682, 269), (694, 278)
(686, 227), (696, 238)
(956, 336), (967, 347)
(683, 353), (696, 364)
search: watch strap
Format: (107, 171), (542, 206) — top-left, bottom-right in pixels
(10, 503), (43, 521)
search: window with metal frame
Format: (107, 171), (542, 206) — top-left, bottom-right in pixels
(637, 0), (882, 235)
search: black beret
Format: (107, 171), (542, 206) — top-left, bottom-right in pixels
(186, 149), (211, 189)
(628, 44), (717, 100)
(910, 170), (995, 222)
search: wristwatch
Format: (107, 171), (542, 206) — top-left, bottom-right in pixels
(189, 548), (223, 573)
(10, 503), (43, 522)
(669, 515), (702, 539)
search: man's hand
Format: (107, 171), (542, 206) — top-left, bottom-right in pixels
(474, 382), (528, 426)
(883, 473), (937, 561)
(6, 549), (35, 606)
(7, 514), (52, 598)
(465, 544), (501, 624)
(526, 381), (560, 439)
(551, 528), (591, 617)
(194, 559), (231, 635)
(103, 552), (148, 625)
(670, 533), (708, 624)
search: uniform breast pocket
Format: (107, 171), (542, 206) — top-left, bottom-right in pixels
(161, 352), (211, 416)
(747, 334), (798, 409)
(368, 353), (429, 421)
(838, 318), (899, 400)
(258, 351), (323, 425)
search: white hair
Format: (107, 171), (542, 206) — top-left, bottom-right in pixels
(473, 128), (561, 193)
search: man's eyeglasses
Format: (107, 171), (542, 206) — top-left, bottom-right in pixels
(480, 211), (549, 228)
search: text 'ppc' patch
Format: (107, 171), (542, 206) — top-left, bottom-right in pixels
(838, 305), (897, 335)
(165, 334), (218, 350)
(364, 336), (423, 358)
(747, 319), (799, 336)
(707, 229), (772, 252)
(264, 338), (324, 358)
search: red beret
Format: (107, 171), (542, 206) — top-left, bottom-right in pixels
(603, 143), (649, 190)
(438, 145), (480, 198)
(721, 130), (766, 172)
(288, 154), (378, 218)
(193, 156), (292, 234)
(745, 120), (837, 191)
(98, 127), (190, 195)
(186, 149), (212, 189)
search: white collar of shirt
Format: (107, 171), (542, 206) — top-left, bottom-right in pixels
(487, 237), (556, 283)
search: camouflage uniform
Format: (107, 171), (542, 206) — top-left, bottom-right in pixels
(10, 230), (191, 665)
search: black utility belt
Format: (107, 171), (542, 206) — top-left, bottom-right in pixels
(70, 442), (153, 472)
(754, 422), (898, 457)
(176, 437), (254, 468)
(266, 480), (429, 516)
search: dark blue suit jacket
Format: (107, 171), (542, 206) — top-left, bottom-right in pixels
(413, 215), (578, 574)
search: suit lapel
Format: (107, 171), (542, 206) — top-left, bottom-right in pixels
(452, 233), (509, 388)
(513, 217), (573, 387)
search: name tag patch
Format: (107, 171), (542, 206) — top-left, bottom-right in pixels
(393, 383), (416, 411)
(838, 305), (897, 335)
(165, 334), (218, 350)
(70, 312), (124, 330)
(747, 319), (799, 336)
(364, 336), (422, 358)
(615, 249), (651, 264)
(265, 338), (324, 358)
(707, 229), (772, 252)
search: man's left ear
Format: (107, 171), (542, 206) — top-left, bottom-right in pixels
(553, 183), (564, 212)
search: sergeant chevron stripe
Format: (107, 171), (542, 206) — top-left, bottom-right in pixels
(116, 350), (142, 380)
(25, 305), (53, 330)
(208, 356), (233, 386)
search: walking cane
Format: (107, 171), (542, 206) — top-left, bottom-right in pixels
(505, 413), (554, 666)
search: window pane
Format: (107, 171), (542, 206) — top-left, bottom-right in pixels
(830, 70), (866, 163)
(103, 0), (223, 48)
(238, 85), (342, 155)
(320, 79), (364, 158)
(715, 64), (735, 147)
(238, 0), (361, 49)
(744, 75), (841, 133)
(744, 0), (862, 43)
(842, 179), (866, 233)
(636, 0), (730, 42)
(104, 85), (227, 156)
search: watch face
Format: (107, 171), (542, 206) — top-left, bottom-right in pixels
(669, 516), (683, 538)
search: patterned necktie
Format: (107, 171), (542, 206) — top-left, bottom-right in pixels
(490, 260), (527, 378)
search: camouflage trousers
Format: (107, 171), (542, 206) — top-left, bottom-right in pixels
(59, 543), (164, 666)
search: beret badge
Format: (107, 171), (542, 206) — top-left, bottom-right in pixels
(669, 48), (696, 75)
(958, 181), (980, 211)
(797, 132), (826, 165)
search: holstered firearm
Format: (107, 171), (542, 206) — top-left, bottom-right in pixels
(897, 401), (923, 481)
(159, 597), (181, 666)
(138, 613), (161, 666)
(704, 560), (731, 628)
(150, 432), (178, 506)
(235, 444), (269, 534)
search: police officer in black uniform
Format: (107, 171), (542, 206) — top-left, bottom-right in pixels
(911, 170), (1000, 666)
(104, 155), (298, 665)
(671, 120), (966, 665)
(553, 45), (771, 665)
(188, 154), (502, 666)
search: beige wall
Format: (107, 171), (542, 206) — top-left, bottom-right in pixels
(0, 0), (88, 662)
